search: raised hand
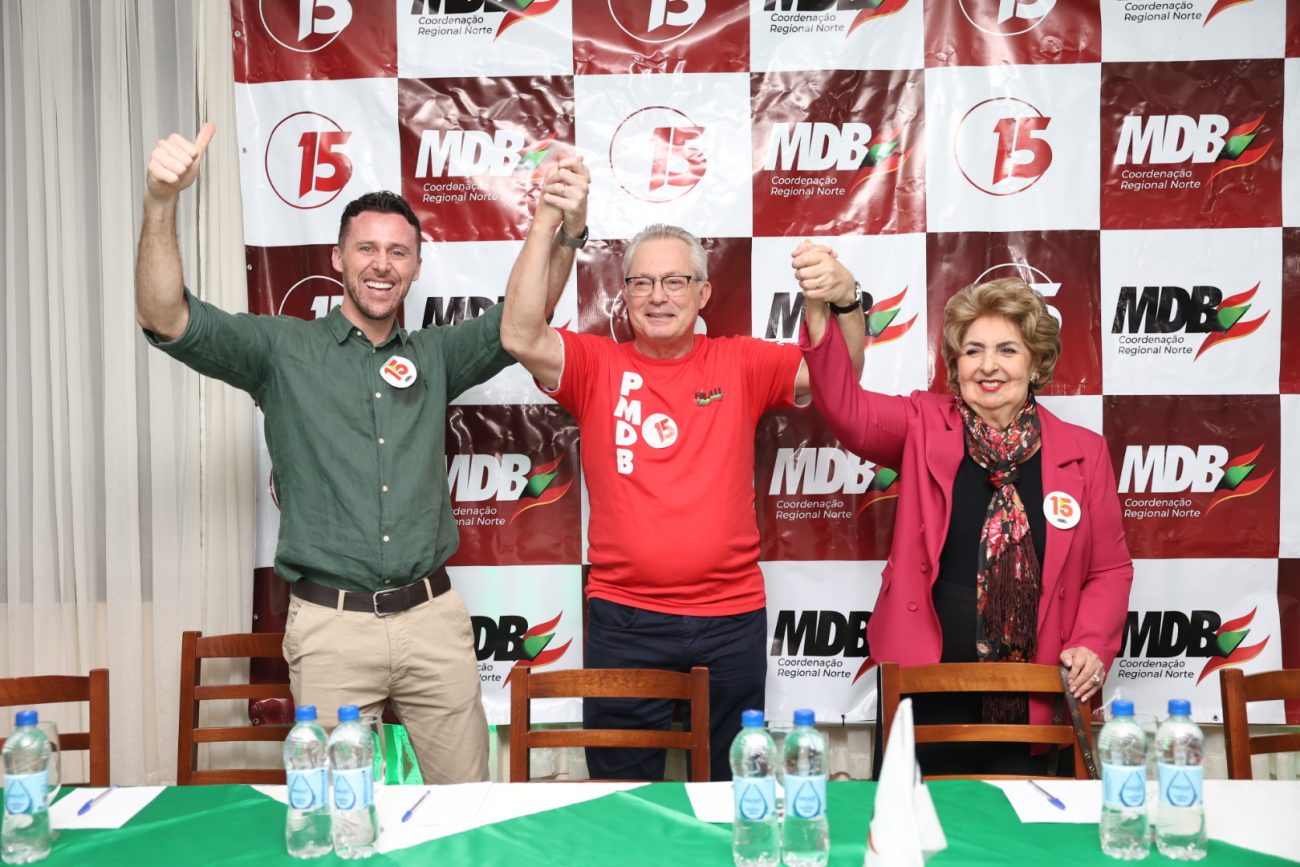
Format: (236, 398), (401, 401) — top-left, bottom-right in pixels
(791, 240), (855, 306)
(537, 155), (590, 236)
(146, 122), (216, 204)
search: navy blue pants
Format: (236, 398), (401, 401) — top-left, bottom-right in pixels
(583, 598), (767, 782)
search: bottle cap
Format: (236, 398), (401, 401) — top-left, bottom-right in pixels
(14, 710), (37, 727)
(1167, 699), (1191, 717)
(294, 705), (318, 722)
(793, 708), (815, 727)
(338, 704), (360, 722)
(1111, 699), (1134, 717)
(741, 709), (765, 729)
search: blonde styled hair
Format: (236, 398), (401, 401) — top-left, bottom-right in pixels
(940, 277), (1060, 393)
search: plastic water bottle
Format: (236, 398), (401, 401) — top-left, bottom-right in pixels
(327, 705), (377, 859)
(1098, 699), (1149, 860)
(781, 708), (829, 867)
(1154, 699), (1206, 861)
(730, 709), (779, 867)
(283, 705), (331, 859)
(2, 711), (52, 865)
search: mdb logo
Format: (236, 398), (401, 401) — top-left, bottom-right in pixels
(1118, 443), (1273, 514)
(1120, 607), (1269, 685)
(771, 609), (876, 684)
(765, 287), (917, 347)
(410, 0), (561, 41)
(762, 123), (913, 193)
(1111, 282), (1269, 360)
(472, 611), (573, 685)
(448, 453), (573, 522)
(420, 295), (501, 328)
(1113, 113), (1272, 186)
(770, 448), (898, 505)
(415, 129), (556, 180)
(762, 0), (909, 37)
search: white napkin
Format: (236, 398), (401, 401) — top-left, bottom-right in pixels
(864, 698), (947, 867)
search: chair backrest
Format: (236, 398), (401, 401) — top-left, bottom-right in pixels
(177, 631), (292, 785)
(0, 669), (110, 786)
(1220, 667), (1300, 780)
(509, 666), (710, 782)
(880, 661), (1094, 780)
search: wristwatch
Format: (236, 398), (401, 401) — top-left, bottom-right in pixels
(828, 282), (862, 315)
(558, 224), (589, 249)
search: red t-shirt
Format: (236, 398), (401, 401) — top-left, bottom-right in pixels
(548, 330), (802, 616)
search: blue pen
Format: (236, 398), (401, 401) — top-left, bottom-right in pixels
(401, 789), (431, 823)
(1027, 779), (1066, 810)
(77, 784), (119, 816)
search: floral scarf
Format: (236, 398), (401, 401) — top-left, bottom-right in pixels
(956, 396), (1043, 724)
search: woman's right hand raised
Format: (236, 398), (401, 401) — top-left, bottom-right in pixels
(146, 122), (215, 204)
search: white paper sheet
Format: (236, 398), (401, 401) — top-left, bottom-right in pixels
(250, 784), (287, 804)
(374, 782), (492, 854)
(475, 782), (646, 827)
(49, 786), (165, 830)
(992, 778), (1300, 862)
(685, 781), (735, 823)
(988, 780), (1102, 824)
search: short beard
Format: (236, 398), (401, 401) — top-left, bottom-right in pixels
(345, 275), (404, 323)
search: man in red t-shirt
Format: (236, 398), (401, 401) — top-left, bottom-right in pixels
(502, 159), (864, 780)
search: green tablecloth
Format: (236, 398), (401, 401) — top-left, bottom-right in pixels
(6, 781), (1293, 866)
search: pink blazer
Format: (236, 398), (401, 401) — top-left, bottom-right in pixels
(802, 318), (1134, 726)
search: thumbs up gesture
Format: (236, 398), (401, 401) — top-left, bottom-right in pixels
(146, 122), (216, 204)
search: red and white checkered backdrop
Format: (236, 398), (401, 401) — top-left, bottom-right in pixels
(232, 0), (1300, 726)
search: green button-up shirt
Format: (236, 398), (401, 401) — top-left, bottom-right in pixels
(147, 291), (513, 592)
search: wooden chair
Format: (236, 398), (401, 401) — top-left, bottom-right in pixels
(509, 666), (710, 782)
(177, 631), (292, 785)
(0, 669), (110, 786)
(1221, 667), (1300, 780)
(880, 661), (1095, 780)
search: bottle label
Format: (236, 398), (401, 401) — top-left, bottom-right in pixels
(1101, 762), (1146, 808)
(3, 771), (48, 816)
(332, 767), (373, 811)
(1157, 762), (1203, 808)
(784, 773), (827, 820)
(287, 768), (328, 810)
(733, 777), (775, 822)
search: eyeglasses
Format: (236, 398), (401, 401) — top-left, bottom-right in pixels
(623, 275), (698, 297)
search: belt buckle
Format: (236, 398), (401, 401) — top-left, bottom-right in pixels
(372, 585), (402, 617)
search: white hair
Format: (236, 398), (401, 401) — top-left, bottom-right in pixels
(623, 224), (708, 281)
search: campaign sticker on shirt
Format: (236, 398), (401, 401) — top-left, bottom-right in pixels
(641, 413), (678, 449)
(381, 356), (417, 389)
(1044, 491), (1081, 530)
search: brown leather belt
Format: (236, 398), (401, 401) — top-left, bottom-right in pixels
(291, 566), (451, 617)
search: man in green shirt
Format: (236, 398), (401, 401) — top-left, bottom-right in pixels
(136, 123), (589, 783)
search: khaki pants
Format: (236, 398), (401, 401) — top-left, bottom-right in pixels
(282, 587), (488, 785)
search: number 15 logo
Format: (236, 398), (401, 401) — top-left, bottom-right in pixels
(265, 111), (354, 210)
(955, 97), (1054, 197)
(259, 0), (353, 53)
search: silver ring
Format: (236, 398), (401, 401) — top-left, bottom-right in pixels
(1091, 671), (1102, 684)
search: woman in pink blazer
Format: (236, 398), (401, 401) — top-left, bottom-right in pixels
(798, 277), (1133, 776)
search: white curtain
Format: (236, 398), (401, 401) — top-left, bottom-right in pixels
(2, 0), (252, 784)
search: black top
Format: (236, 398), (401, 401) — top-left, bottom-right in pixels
(936, 450), (1046, 591)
